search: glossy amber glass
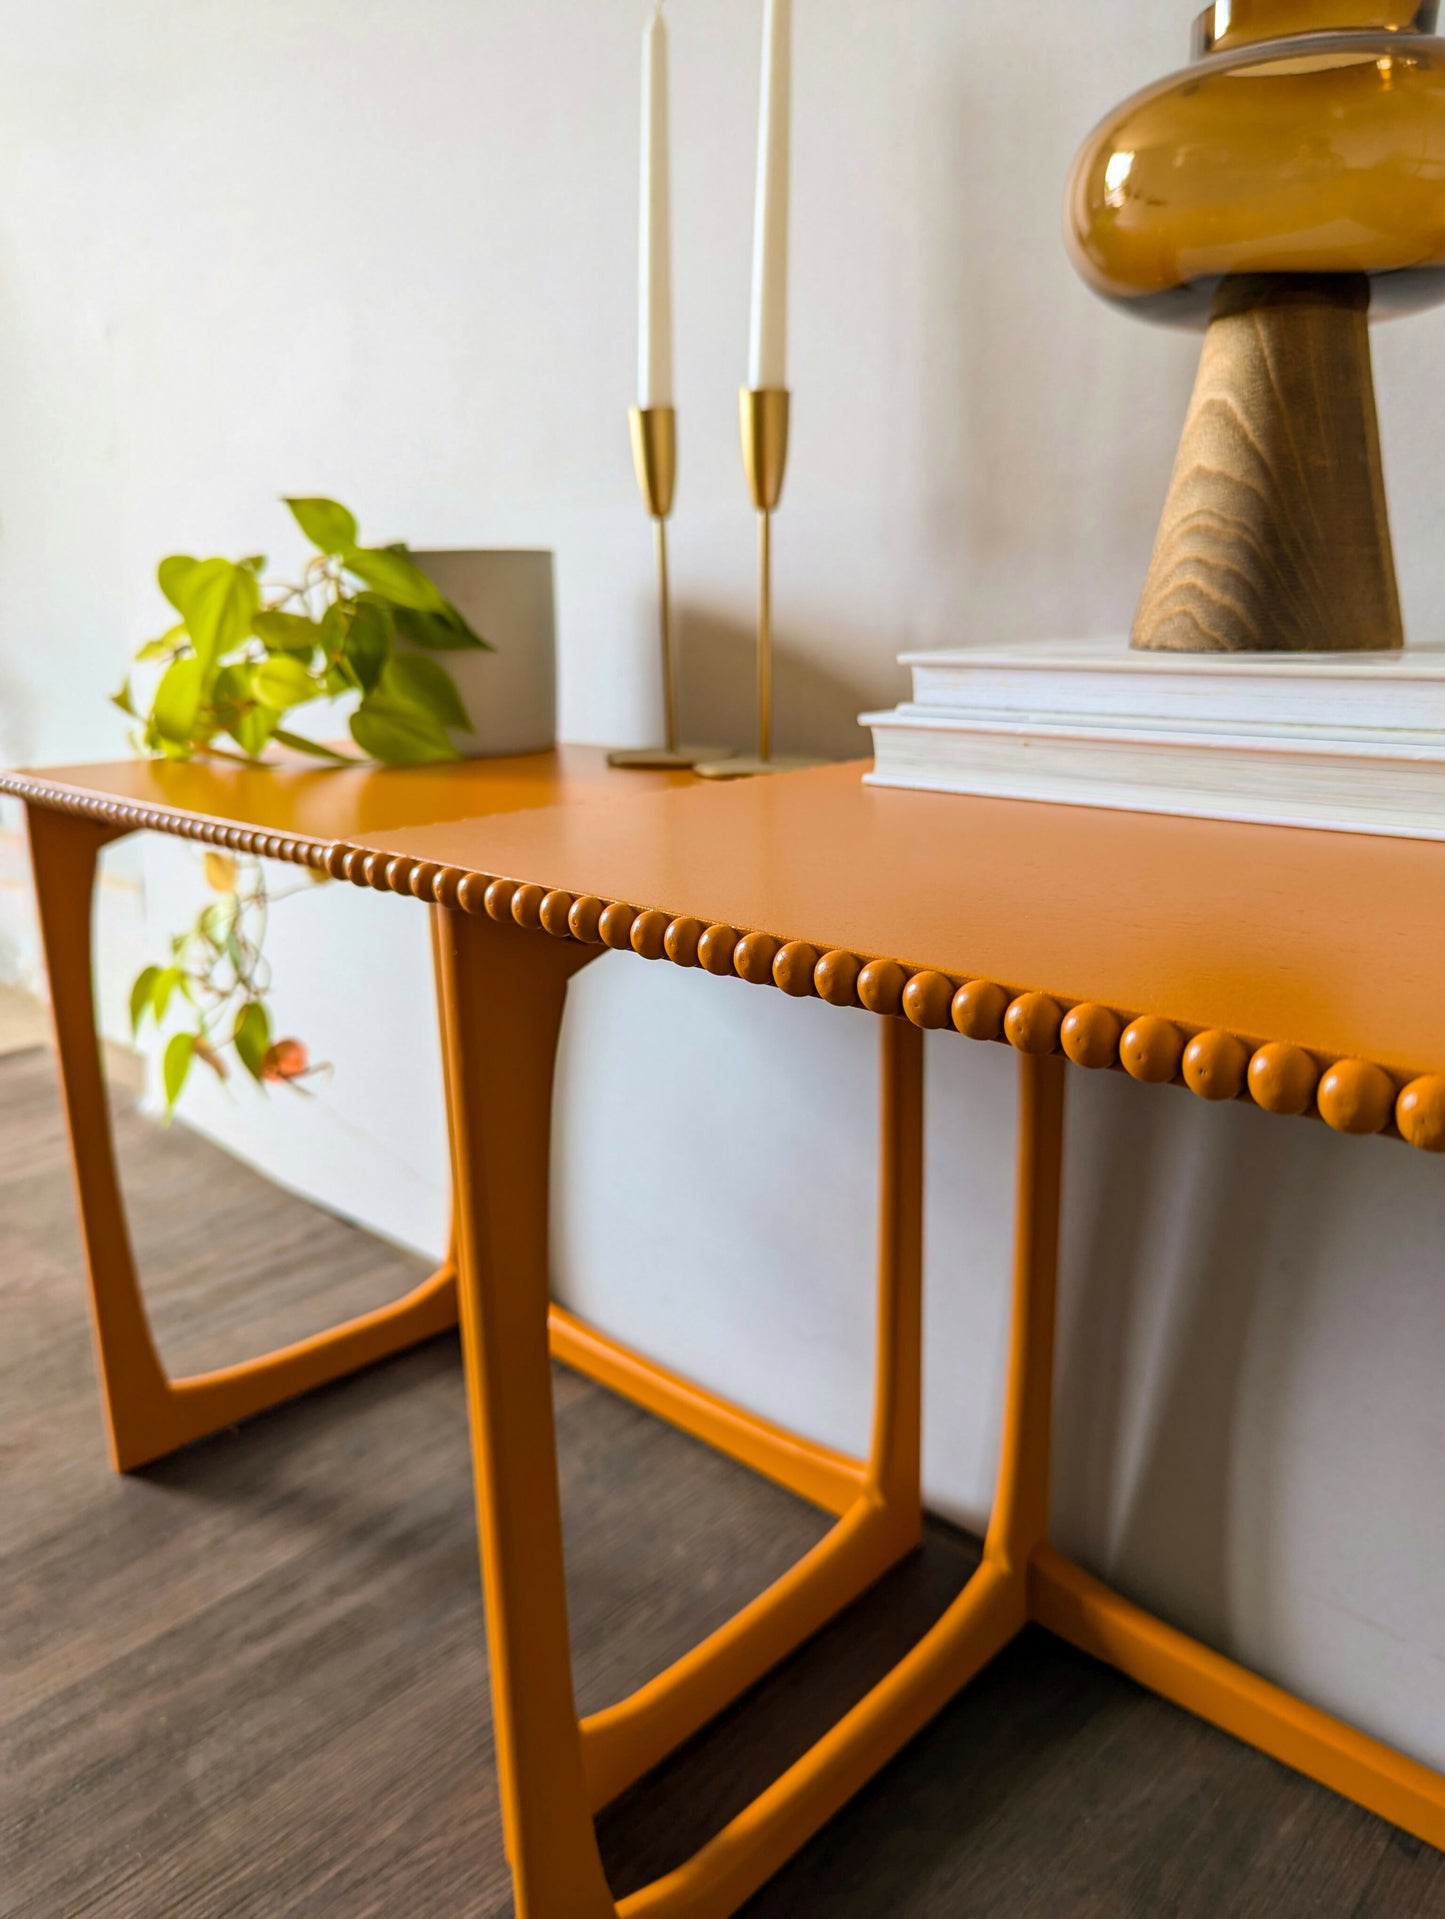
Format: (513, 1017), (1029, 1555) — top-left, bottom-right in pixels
(1195, 0), (1436, 55)
(1067, 17), (1445, 324)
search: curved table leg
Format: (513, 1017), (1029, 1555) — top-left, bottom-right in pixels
(27, 803), (457, 1473)
(436, 904), (958, 1918)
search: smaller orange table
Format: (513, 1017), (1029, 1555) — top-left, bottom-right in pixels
(6, 749), (1444, 1918)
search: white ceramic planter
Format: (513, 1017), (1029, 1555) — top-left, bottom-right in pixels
(409, 549), (556, 757)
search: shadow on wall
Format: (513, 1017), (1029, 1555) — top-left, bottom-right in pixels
(1054, 1079), (1330, 1649)
(1053, 1068), (1445, 1762)
(673, 601), (888, 763)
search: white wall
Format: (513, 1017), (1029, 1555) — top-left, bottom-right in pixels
(1, 0), (1443, 1777)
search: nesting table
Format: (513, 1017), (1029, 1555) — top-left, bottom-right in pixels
(6, 747), (1444, 1917)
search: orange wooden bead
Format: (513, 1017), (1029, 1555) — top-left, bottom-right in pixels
(539, 890), (575, 938)
(433, 867), (464, 909)
(1397, 1075), (1445, 1153)
(1006, 993), (1064, 1056)
(664, 917), (705, 967)
(567, 895), (606, 944)
(734, 931), (781, 984)
(630, 908), (670, 960)
(386, 857), (417, 894)
(409, 861), (442, 900)
(952, 979), (1009, 1042)
(510, 883), (545, 929)
(342, 847), (370, 883)
(814, 949), (861, 1007)
(1318, 1058), (1394, 1136)
(858, 959), (908, 1017)
(774, 941), (820, 997)
(599, 902), (639, 951)
(698, 924), (740, 977)
(1183, 1029), (1248, 1102)
(324, 844), (352, 880)
(364, 851), (392, 889)
(1120, 1015), (1183, 1084)
(902, 970), (954, 1030)
(484, 877), (518, 922)
(1060, 1002), (1121, 1070)
(456, 872), (492, 916)
(1247, 1042), (1318, 1116)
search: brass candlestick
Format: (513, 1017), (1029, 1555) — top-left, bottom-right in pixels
(609, 406), (722, 771)
(697, 388), (823, 780)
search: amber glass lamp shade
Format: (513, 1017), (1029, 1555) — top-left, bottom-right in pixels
(1068, 7), (1445, 325)
(1065, 2), (1445, 653)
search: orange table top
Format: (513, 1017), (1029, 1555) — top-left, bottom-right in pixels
(334, 761), (1445, 1080)
(8, 747), (1445, 1081)
(0, 746), (692, 854)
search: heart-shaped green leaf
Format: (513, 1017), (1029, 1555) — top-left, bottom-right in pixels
(382, 652), (471, 731)
(158, 555), (200, 613)
(251, 654), (318, 711)
(163, 1031), (195, 1113)
(234, 1000), (272, 1082)
(392, 603), (493, 652)
(152, 965), (186, 1021)
(349, 693), (459, 765)
(285, 497), (358, 553)
(212, 660), (282, 757)
(339, 598), (392, 694)
(151, 656), (204, 745)
(232, 703), (280, 757)
(129, 965), (161, 1036)
(178, 559), (261, 671)
(344, 545), (449, 613)
(253, 609), (320, 657)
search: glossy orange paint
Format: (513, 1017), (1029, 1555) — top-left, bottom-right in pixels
(331, 762), (1445, 1083)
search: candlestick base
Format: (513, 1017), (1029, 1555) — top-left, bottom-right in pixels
(608, 744), (731, 771)
(693, 752), (827, 781)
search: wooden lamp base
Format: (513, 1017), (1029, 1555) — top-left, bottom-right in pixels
(1133, 274), (1404, 654)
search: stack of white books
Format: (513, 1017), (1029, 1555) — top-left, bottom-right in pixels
(861, 639), (1445, 842)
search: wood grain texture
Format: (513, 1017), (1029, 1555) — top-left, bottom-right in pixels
(3, 1046), (1442, 1914)
(1133, 274), (1403, 654)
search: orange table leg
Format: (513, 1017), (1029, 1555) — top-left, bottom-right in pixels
(26, 803), (458, 1473)
(436, 897), (1073, 1918)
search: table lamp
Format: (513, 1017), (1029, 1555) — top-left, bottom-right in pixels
(1066, 1), (1445, 652)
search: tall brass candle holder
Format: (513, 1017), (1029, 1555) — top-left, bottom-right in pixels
(696, 388), (823, 780)
(609, 406), (721, 771)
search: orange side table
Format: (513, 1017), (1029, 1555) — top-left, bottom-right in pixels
(7, 750), (1445, 1915)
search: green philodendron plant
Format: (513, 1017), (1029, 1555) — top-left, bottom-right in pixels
(119, 497), (490, 1112)
(115, 496), (490, 766)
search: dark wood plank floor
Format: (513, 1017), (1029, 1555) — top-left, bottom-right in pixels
(2, 1044), (1440, 1917)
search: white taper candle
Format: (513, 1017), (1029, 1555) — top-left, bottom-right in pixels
(748, 0), (791, 390)
(639, 2), (674, 409)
